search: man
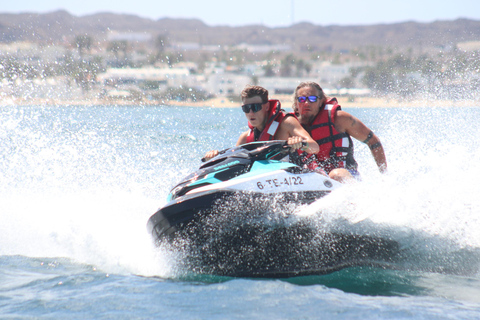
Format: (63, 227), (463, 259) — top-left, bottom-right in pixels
(204, 85), (319, 161)
(293, 81), (387, 182)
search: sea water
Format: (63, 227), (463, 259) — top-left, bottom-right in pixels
(1, 104), (480, 319)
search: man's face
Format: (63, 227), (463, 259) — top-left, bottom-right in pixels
(296, 86), (323, 123)
(242, 96), (269, 129)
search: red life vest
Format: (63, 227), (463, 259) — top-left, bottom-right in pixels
(304, 98), (358, 173)
(246, 100), (288, 142)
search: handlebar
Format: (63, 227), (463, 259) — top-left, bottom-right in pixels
(201, 146), (232, 163)
(201, 140), (307, 163)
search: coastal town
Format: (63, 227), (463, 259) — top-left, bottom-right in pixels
(1, 13), (480, 107)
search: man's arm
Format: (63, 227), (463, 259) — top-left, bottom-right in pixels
(335, 110), (387, 173)
(236, 131), (249, 146)
(281, 116), (319, 154)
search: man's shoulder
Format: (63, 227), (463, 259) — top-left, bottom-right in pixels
(280, 114), (301, 127)
(335, 109), (351, 118)
(237, 130), (249, 145)
(333, 110), (345, 124)
(239, 130), (250, 137)
(281, 112), (299, 122)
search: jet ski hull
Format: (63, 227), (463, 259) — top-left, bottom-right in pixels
(147, 188), (330, 241)
(147, 189), (399, 278)
(188, 226), (399, 278)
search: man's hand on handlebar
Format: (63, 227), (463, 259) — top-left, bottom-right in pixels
(286, 136), (307, 152)
(202, 150), (219, 162)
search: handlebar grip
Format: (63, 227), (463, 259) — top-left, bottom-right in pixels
(283, 140), (308, 149)
(201, 147), (230, 162)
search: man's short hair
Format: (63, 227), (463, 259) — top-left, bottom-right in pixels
(241, 85), (269, 103)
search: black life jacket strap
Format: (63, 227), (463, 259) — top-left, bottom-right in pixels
(315, 132), (349, 146)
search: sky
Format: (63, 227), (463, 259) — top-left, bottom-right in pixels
(2, 0), (480, 27)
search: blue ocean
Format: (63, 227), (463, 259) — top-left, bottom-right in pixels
(1, 103), (480, 319)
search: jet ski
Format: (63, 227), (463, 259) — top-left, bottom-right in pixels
(147, 140), (399, 278)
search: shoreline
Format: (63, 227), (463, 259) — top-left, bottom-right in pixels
(1, 95), (479, 108)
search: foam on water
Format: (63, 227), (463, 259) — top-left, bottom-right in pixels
(294, 106), (480, 276)
(0, 106), (188, 278)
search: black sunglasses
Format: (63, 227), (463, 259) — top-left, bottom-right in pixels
(241, 103), (264, 113)
(297, 96), (319, 103)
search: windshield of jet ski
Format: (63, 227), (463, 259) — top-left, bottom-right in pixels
(205, 141), (291, 165)
(167, 141), (295, 200)
(182, 141), (289, 181)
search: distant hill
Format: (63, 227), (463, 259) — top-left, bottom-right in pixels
(1, 10), (480, 51)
